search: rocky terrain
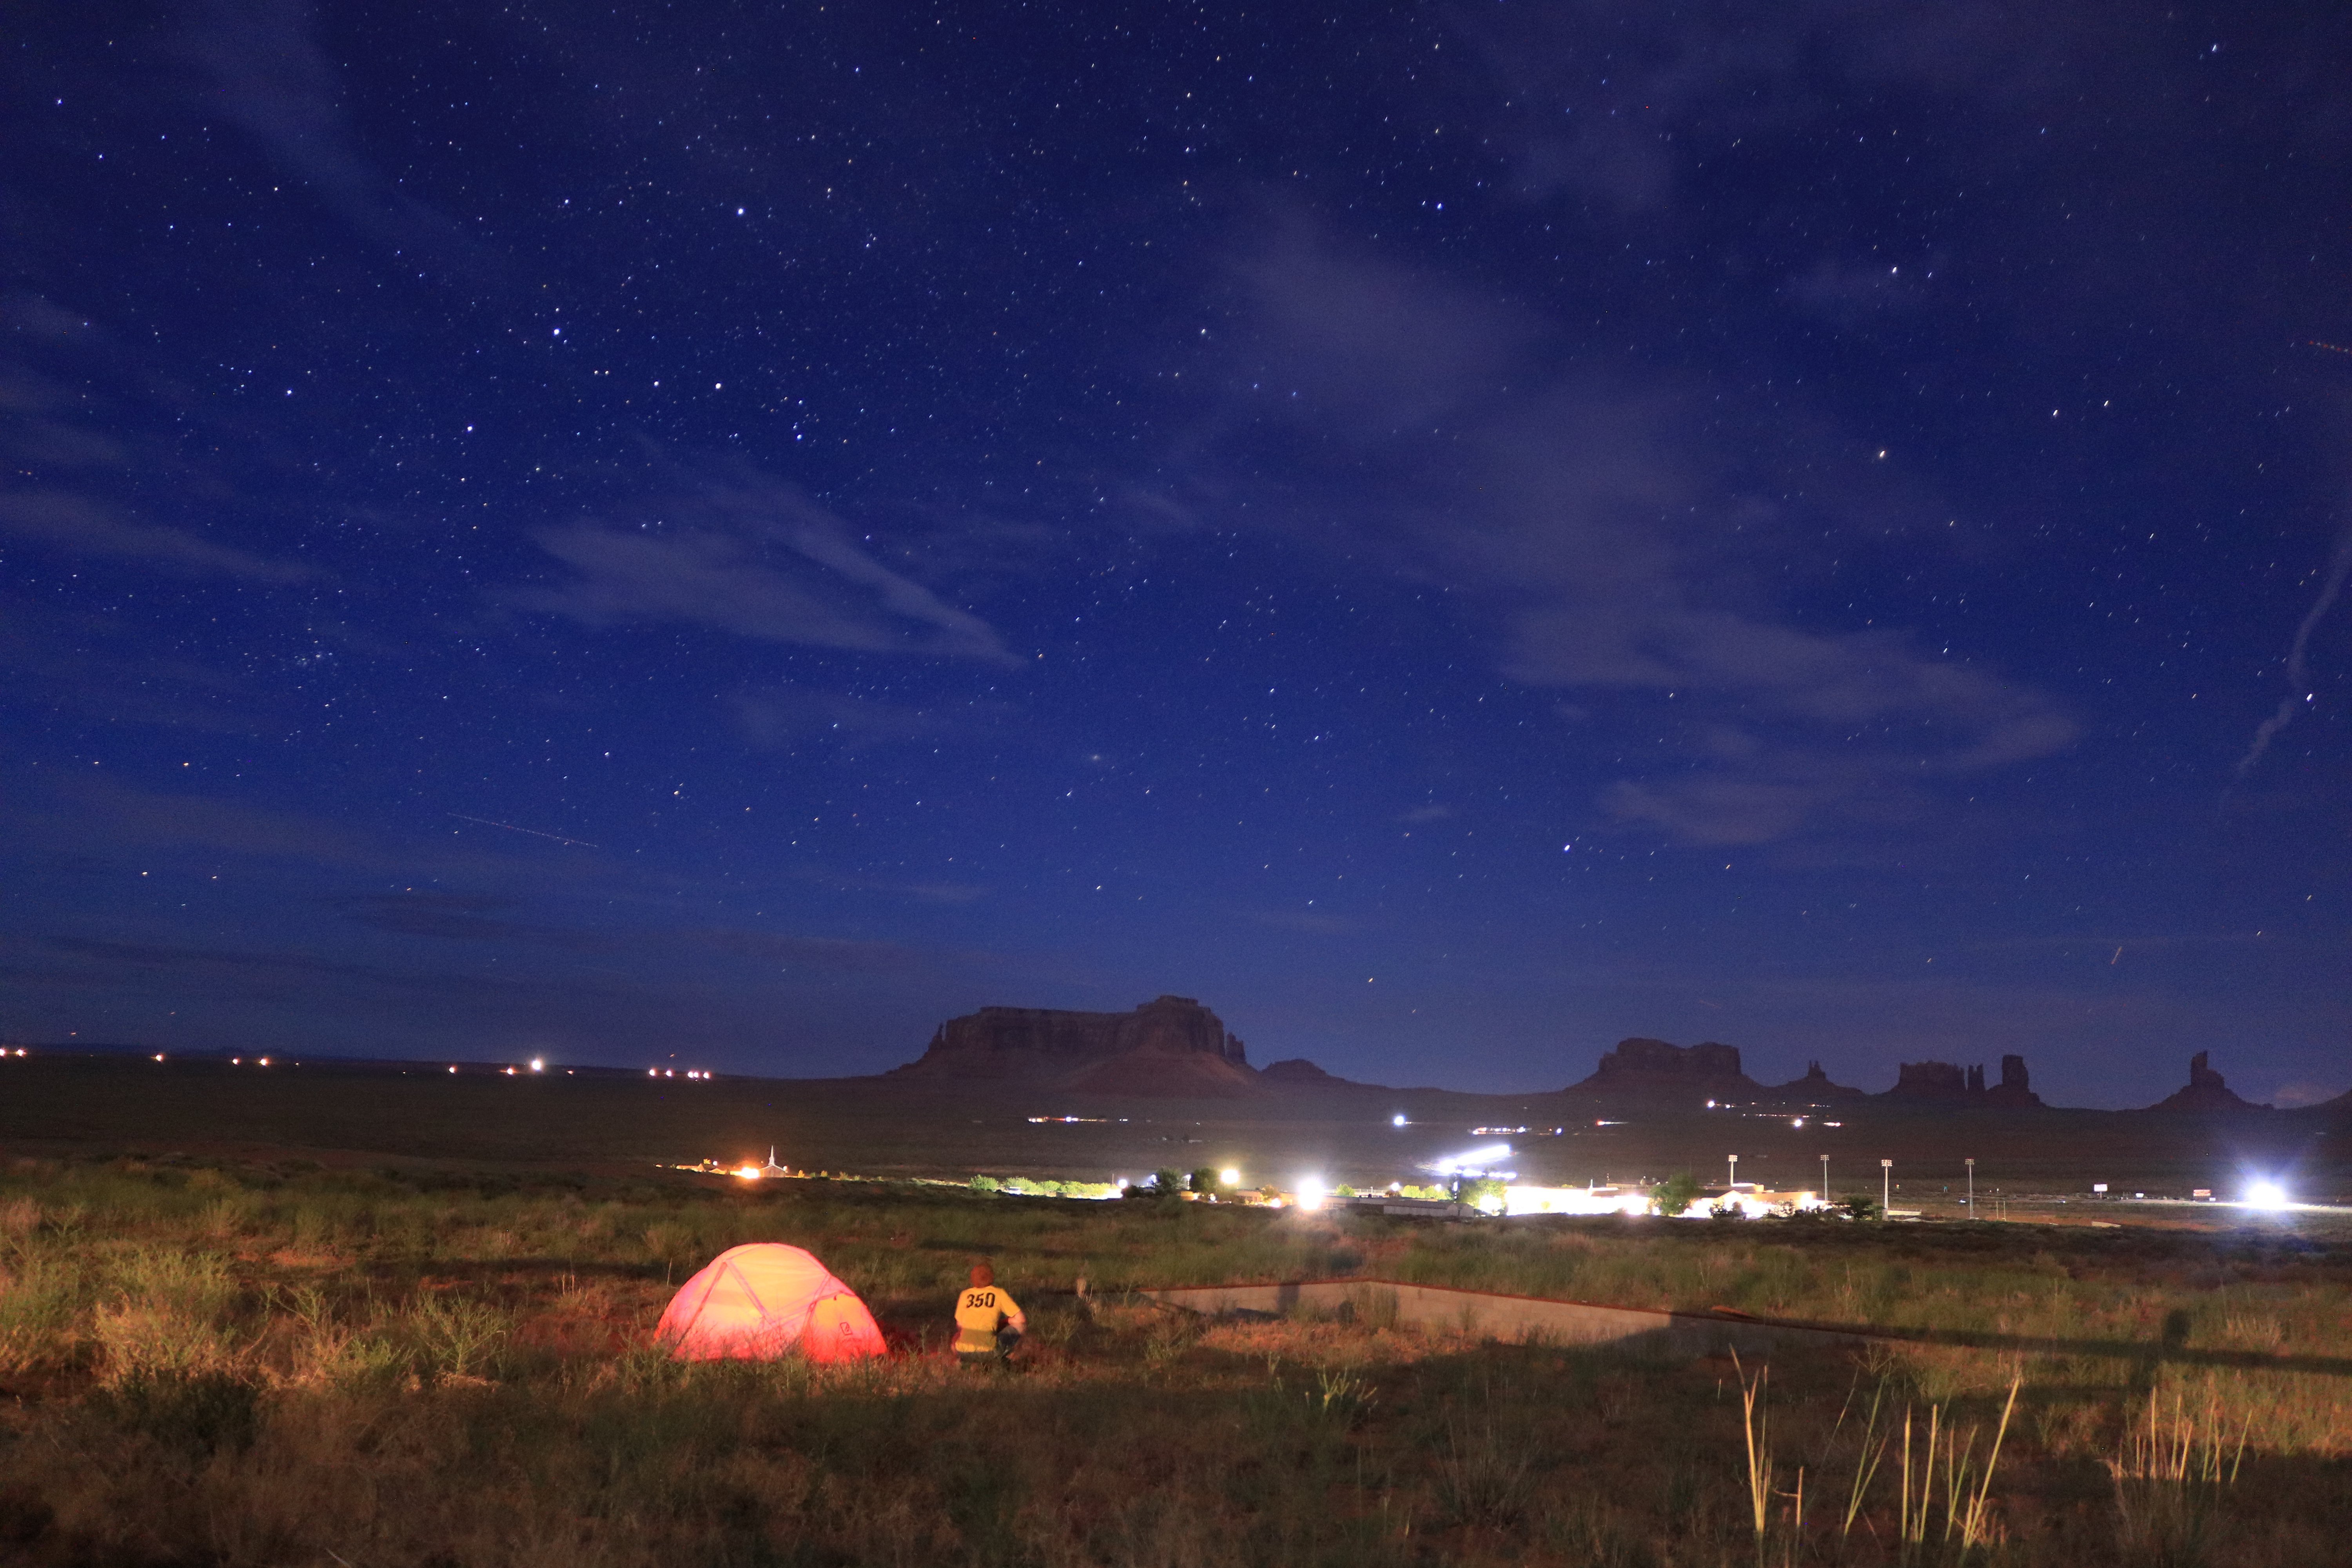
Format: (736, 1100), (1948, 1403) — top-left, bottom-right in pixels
(886, 999), (2330, 1120)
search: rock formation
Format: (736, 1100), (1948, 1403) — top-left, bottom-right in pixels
(1774, 1060), (1865, 1101)
(1887, 1060), (1971, 1099)
(1257, 1058), (1360, 1088)
(2145, 1052), (2270, 1112)
(1564, 1038), (1764, 1106)
(892, 995), (1262, 1095)
(1878, 1054), (2042, 1108)
(1983, 1054), (2041, 1109)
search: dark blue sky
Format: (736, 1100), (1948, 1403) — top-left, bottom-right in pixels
(4, 1), (2348, 1107)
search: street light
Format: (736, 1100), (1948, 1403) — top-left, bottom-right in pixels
(1727, 1153), (1739, 1189)
(1965, 1158), (1975, 1216)
(1880, 1158), (1893, 1215)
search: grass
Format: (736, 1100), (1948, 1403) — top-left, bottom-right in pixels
(0, 1154), (2348, 1566)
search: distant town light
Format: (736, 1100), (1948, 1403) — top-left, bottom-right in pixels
(1391, 1112), (1408, 1127)
(735, 1164), (762, 1180)
(529, 1057), (545, 1073)
(258, 1057), (270, 1067)
(153, 1054), (165, 1063)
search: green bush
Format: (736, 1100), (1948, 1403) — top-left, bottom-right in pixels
(1652, 1171), (1703, 1217)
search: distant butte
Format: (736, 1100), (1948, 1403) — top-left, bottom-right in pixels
(1564, 1038), (1768, 1107)
(891, 995), (1263, 1096)
(887, 1006), (2308, 1113)
(2144, 1052), (2270, 1113)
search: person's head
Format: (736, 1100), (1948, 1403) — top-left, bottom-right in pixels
(970, 1263), (995, 1288)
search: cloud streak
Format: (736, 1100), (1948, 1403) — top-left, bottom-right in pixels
(527, 475), (1018, 664)
(1220, 233), (2075, 846)
(0, 491), (319, 584)
(184, 0), (497, 279)
(2235, 512), (2352, 778)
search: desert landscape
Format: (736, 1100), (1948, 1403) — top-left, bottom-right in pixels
(4, 1004), (2348, 1566)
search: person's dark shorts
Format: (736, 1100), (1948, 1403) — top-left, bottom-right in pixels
(956, 1329), (1021, 1368)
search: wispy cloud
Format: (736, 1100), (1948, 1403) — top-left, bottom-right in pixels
(183, 0), (496, 279)
(0, 490), (319, 584)
(527, 474), (1019, 664)
(726, 687), (1015, 752)
(1219, 232), (2074, 847)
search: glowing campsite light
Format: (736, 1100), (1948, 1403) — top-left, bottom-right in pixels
(1295, 1176), (1328, 1212)
(2248, 1180), (2290, 1210)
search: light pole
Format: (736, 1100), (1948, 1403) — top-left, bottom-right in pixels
(1728, 1153), (1739, 1190)
(1965, 1158), (1975, 1217)
(1820, 1153), (1830, 1203)
(1880, 1158), (1893, 1215)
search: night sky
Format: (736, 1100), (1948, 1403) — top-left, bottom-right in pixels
(5, 3), (2349, 1107)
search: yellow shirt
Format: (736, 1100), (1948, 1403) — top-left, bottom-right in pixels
(953, 1286), (1024, 1352)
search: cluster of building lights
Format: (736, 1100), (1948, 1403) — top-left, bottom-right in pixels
(646, 1067), (713, 1079)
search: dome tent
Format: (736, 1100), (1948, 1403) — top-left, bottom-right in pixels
(655, 1243), (886, 1362)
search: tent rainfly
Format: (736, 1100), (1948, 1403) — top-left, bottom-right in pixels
(655, 1243), (886, 1362)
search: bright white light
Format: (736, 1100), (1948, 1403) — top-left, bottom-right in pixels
(1791, 1118), (1804, 1129)
(1296, 1176), (1327, 1212)
(153, 1054), (165, 1063)
(2248, 1180), (2290, 1210)
(1220, 1167), (1241, 1187)
(1392, 1112), (1408, 1127)
(735, 1164), (761, 1180)
(258, 1057), (270, 1067)
(529, 1057), (545, 1073)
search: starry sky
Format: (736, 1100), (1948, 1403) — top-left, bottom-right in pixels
(5, 2), (2349, 1107)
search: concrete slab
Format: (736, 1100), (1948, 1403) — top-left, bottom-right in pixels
(1134, 1278), (1864, 1357)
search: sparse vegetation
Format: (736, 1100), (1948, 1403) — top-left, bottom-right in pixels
(0, 1154), (2347, 1566)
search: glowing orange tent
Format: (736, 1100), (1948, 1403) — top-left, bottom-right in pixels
(655, 1243), (886, 1362)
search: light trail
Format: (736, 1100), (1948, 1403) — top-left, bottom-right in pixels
(447, 813), (600, 848)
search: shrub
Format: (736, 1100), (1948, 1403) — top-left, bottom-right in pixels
(103, 1368), (261, 1455)
(1652, 1171), (1703, 1217)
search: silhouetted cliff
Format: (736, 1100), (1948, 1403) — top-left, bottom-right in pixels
(1564, 1038), (1763, 1106)
(2145, 1052), (2269, 1112)
(1878, 1053), (2042, 1108)
(892, 995), (1262, 1095)
(1774, 1060), (1865, 1101)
